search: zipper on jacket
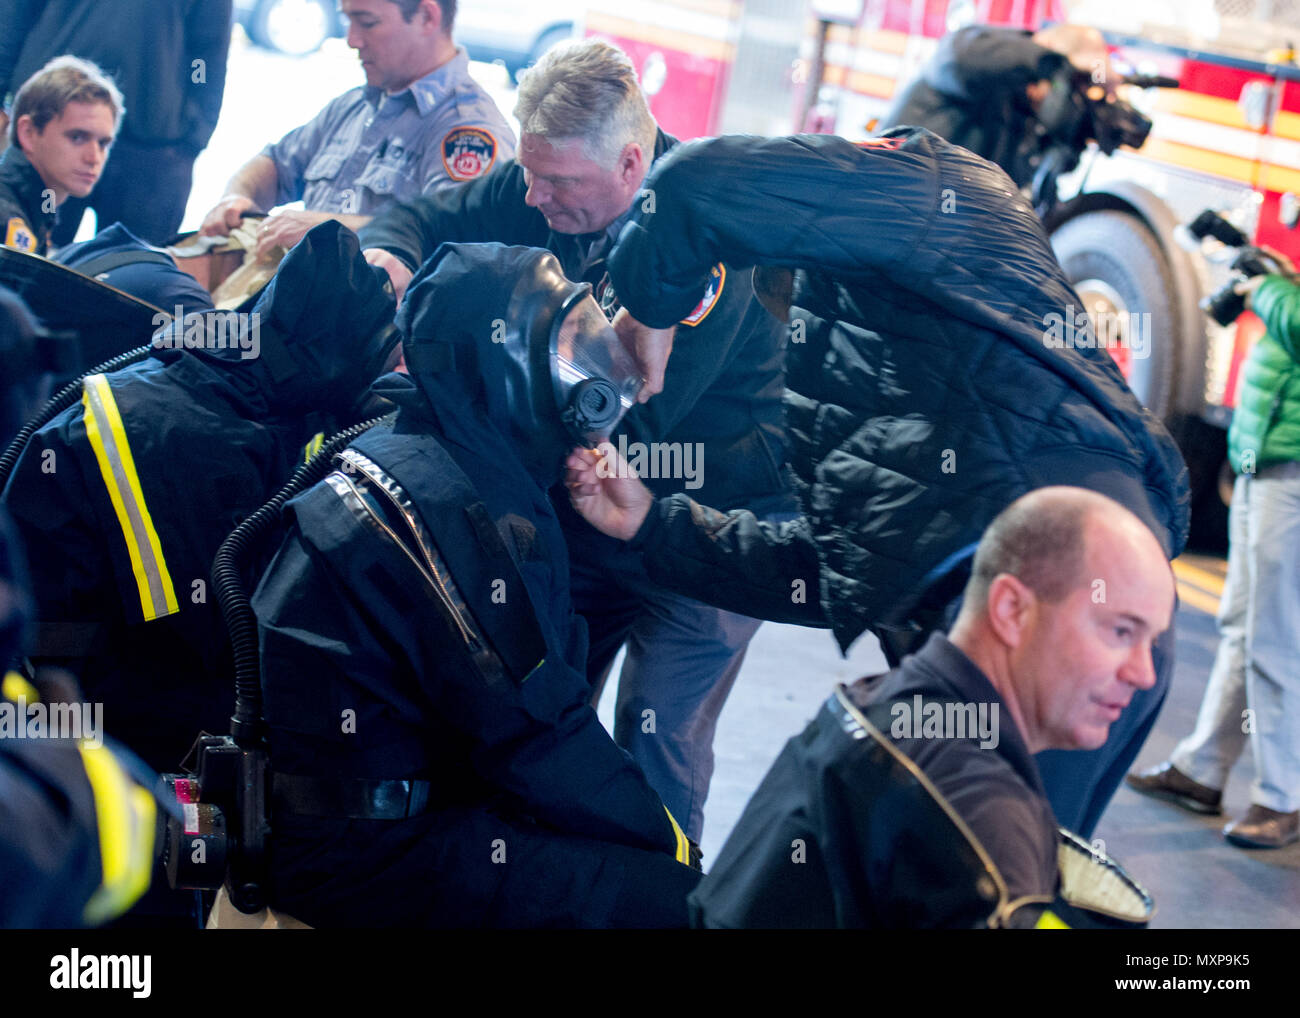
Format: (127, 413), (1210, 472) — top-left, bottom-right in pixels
(327, 457), (481, 653)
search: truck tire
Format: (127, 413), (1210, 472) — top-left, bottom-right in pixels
(1050, 210), (1180, 419)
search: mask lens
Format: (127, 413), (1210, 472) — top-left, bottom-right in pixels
(552, 293), (643, 442)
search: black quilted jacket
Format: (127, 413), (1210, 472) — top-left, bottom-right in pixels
(609, 128), (1189, 652)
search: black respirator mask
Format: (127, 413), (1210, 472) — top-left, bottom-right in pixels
(401, 243), (643, 483)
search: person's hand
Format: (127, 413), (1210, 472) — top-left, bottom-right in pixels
(1234, 274), (1268, 311)
(254, 209), (332, 260)
(612, 307), (674, 404)
(565, 445), (653, 541)
(1258, 244), (1297, 277)
(200, 194), (257, 237)
(364, 248), (414, 306)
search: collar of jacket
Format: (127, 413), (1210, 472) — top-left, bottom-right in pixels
(0, 147), (56, 245)
(864, 631), (1046, 799)
(365, 46), (473, 116)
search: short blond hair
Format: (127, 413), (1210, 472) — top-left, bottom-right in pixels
(514, 38), (657, 169)
(10, 55), (124, 148)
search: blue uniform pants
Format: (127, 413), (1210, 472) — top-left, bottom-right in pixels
(571, 540), (763, 844)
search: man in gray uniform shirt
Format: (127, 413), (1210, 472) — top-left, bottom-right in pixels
(201, 0), (514, 259)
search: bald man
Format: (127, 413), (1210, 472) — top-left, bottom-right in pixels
(666, 487), (1175, 928)
(879, 22), (1112, 189)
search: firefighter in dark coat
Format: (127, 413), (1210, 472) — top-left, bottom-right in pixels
(566, 128), (1190, 839)
(1, 222), (400, 775)
(1, 289), (157, 928)
(253, 243), (699, 928)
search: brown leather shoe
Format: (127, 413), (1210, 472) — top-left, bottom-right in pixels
(1223, 805), (1300, 849)
(1125, 762), (1223, 815)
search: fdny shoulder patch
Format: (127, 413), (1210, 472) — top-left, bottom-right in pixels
(680, 264), (726, 327)
(5, 217), (38, 253)
(442, 126), (498, 182)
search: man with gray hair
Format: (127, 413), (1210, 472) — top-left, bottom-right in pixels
(361, 38), (795, 847)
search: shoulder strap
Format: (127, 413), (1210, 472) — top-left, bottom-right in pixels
(71, 249), (176, 278)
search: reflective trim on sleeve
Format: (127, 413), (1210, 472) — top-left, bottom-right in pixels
(665, 806), (690, 865)
(2, 670), (39, 705)
(80, 374), (179, 621)
(79, 741), (156, 925)
(303, 431), (325, 463)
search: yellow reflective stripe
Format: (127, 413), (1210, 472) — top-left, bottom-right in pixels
(2, 671), (39, 704)
(303, 431), (325, 463)
(81, 375), (179, 621)
(665, 806), (690, 865)
(78, 741), (156, 925)
(1035, 910), (1071, 929)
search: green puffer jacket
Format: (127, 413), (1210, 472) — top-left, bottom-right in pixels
(1229, 274), (1300, 474)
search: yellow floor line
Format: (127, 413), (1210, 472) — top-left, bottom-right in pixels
(1177, 581), (1222, 617)
(1173, 558), (1228, 596)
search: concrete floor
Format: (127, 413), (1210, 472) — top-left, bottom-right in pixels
(597, 553), (1300, 929)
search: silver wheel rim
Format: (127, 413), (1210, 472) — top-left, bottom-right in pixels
(1073, 276), (1153, 406)
(264, 0), (328, 55)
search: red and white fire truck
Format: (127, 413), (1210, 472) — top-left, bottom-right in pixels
(582, 0), (1300, 545)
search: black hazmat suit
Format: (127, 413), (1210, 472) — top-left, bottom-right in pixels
(252, 243), (700, 928)
(879, 25), (1070, 188)
(360, 129), (794, 680)
(1, 290), (157, 929)
(1, 222), (399, 775)
(601, 129), (1190, 837)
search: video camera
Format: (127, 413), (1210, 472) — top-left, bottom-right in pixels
(1040, 68), (1164, 158)
(1031, 70), (1172, 217)
(1186, 209), (1293, 325)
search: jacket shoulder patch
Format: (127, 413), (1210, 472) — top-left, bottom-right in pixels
(442, 126), (498, 182)
(680, 264), (726, 327)
(5, 217), (37, 253)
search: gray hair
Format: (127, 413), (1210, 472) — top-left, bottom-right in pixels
(514, 38), (657, 169)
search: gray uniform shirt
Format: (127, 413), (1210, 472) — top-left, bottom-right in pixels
(262, 47), (516, 216)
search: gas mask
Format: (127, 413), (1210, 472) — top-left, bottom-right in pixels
(399, 243), (643, 483)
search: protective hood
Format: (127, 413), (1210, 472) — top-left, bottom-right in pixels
(398, 242), (641, 485)
(150, 220), (400, 418)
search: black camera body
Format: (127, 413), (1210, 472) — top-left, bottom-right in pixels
(1187, 209), (1288, 326)
(1031, 71), (1163, 217)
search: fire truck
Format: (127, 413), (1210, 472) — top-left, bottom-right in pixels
(582, 0), (1300, 547)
